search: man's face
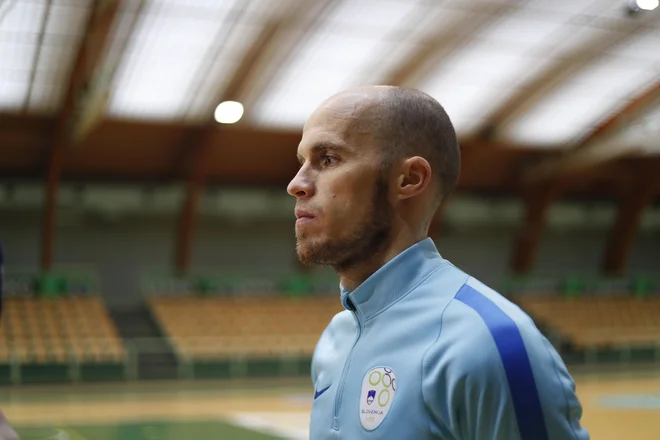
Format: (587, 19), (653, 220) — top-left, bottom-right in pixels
(287, 94), (395, 271)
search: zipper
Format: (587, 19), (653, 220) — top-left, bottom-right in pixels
(332, 295), (363, 431)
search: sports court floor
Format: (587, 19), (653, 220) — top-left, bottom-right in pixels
(2, 370), (659, 439)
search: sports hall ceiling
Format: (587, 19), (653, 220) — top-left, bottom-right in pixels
(0, 0), (659, 200)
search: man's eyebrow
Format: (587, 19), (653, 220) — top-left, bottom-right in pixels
(297, 142), (349, 163)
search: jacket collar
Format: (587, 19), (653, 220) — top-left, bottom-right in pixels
(339, 237), (447, 320)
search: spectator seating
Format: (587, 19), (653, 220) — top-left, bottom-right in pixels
(148, 295), (343, 360)
(0, 296), (125, 364)
(515, 294), (660, 349)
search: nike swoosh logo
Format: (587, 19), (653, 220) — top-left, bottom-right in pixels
(314, 385), (331, 400)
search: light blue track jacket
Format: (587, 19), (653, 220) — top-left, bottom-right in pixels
(309, 238), (589, 439)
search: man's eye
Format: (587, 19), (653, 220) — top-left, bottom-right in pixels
(321, 155), (337, 167)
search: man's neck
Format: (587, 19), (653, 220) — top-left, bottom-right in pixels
(337, 230), (427, 292)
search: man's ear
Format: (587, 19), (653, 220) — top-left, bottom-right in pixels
(397, 156), (432, 200)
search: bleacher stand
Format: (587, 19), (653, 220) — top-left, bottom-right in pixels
(516, 294), (660, 350)
(0, 296), (125, 364)
(0, 267), (125, 366)
(148, 295), (343, 361)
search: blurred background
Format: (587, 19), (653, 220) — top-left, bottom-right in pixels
(0, 0), (659, 438)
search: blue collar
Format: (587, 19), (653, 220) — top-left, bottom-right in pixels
(339, 237), (447, 320)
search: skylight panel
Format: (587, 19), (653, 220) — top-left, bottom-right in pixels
(505, 92), (623, 147)
(107, 0), (239, 120)
(503, 49), (659, 147)
(0, 0), (47, 110)
(356, 5), (473, 85)
(28, 1), (93, 112)
(325, 0), (419, 31)
(473, 7), (569, 52)
(251, 1), (452, 128)
(252, 30), (397, 127)
(419, 37), (557, 135)
(608, 28), (660, 66)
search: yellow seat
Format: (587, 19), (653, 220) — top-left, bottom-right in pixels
(149, 295), (342, 361)
(516, 295), (660, 349)
(2, 297), (125, 364)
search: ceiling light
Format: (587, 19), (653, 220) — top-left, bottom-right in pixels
(214, 101), (244, 124)
(637, 0), (659, 9)
(630, 0), (659, 10)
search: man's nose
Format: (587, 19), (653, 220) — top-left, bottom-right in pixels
(287, 168), (314, 198)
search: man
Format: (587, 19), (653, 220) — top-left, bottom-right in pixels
(287, 86), (589, 439)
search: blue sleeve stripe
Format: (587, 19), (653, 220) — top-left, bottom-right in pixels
(456, 284), (549, 440)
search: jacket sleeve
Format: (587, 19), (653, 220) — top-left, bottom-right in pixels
(423, 296), (589, 440)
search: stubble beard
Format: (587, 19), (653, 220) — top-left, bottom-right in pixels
(295, 178), (393, 272)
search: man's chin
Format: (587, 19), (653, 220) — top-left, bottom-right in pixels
(296, 238), (332, 267)
(295, 241), (317, 266)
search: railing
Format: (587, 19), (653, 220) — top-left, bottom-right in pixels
(0, 337), (127, 384)
(1, 335), (660, 386)
(577, 329), (660, 367)
(0, 336), (315, 385)
(3, 266), (102, 297)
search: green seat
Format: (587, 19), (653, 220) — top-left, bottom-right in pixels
(37, 273), (62, 299)
(282, 274), (311, 297)
(196, 276), (215, 295)
(563, 275), (584, 298)
(633, 276), (653, 298)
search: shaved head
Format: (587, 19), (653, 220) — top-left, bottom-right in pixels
(331, 86), (461, 207)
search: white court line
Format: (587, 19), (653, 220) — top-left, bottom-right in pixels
(229, 411), (310, 440)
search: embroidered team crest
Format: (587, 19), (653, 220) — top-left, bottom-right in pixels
(360, 367), (397, 430)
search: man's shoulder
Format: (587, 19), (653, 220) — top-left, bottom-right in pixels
(426, 276), (544, 377)
(412, 264), (528, 328)
(423, 277), (588, 440)
(410, 260), (470, 305)
(451, 277), (538, 335)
